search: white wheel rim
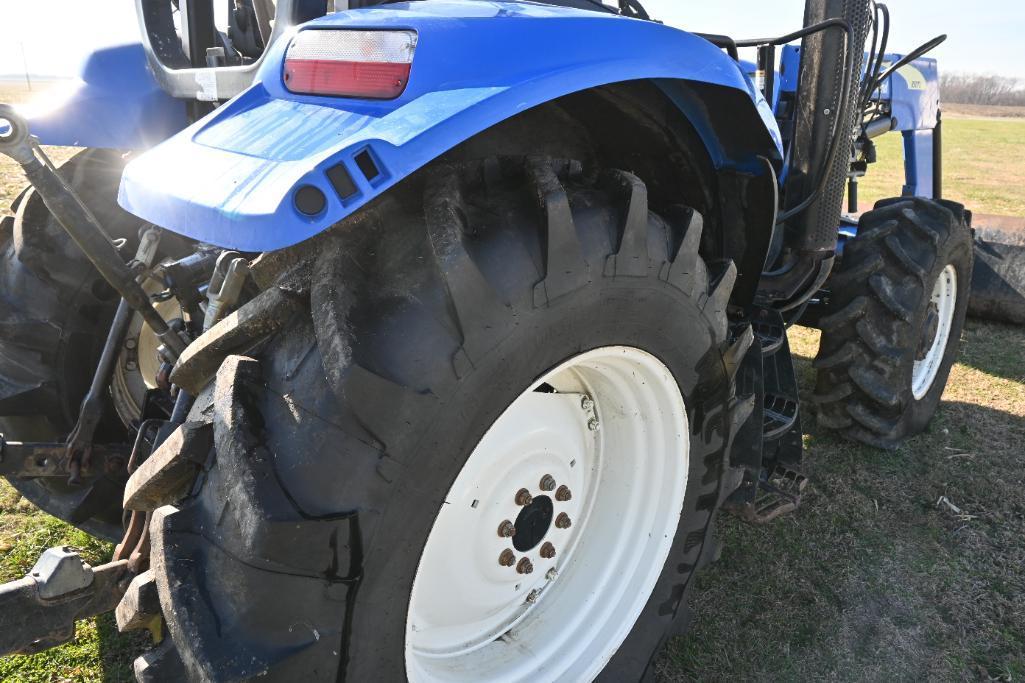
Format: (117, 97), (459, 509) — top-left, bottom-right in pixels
(912, 264), (958, 400)
(406, 346), (690, 682)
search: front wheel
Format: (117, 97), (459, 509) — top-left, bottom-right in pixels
(142, 159), (745, 680)
(813, 198), (973, 448)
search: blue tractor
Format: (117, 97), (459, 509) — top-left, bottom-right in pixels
(0, 0), (975, 679)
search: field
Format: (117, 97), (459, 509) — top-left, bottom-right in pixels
(0, 99), (1023, 680)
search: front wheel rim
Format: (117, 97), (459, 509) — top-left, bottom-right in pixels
(405, 346), (690, 682)
(912, 264), (958, 400)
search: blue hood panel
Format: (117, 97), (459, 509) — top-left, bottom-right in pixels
(119, 0), (781, 252)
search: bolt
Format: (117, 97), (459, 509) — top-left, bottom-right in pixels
(125, 338), (137, 350)
(125, 361), (138, 372)
(539, 474), (556, 492)
(540, 542), (556, 559)
(516, 557), (534, 575)
(498, 520), (516, 538)
(824, 107), (832, 115)
(515, 488), (533, 506)
(545, 567), (558, 581)
(587, 418), (600, 432)
(580, 396), (594, 411)
(555, 485), (572, 502)
(555, 512), (572, 529)
(525, 589), (540, 604)
(499, 549), (516, 567)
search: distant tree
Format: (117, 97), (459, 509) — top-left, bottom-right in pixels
(941, 73), (1025, 106)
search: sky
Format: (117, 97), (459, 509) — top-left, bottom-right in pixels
(0, 0), (1023, 81)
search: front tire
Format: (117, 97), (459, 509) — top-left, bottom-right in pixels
(813, 198), (973, 448)
(145, 159), (742, 680)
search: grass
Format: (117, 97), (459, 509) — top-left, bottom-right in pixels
(0, 96), (1023, 678)
(858, 114), (1025, 217)
(659, 321), (1025, 681)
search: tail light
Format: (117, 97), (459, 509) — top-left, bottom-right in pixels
(283, 29), (418, 100)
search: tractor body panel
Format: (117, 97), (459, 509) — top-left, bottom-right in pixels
(1, 1), (187, 150)
(117, 0), (782, 252)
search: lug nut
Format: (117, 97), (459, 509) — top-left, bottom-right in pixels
(555, 513), (572, 529)
(498, 520), (516, 538)
(555, 485), (572, 502)
(525, 589), (540, 604)
(516, 557), (534, 575)
(587, 418), (600, 431)
(545, 567), (558, 581)
(540, 542), (556, 559)
(499, 549), (516, 567)
(515, 488), (533, 506)
(581, 396), (594, 411)
(539, 474), (556, 492)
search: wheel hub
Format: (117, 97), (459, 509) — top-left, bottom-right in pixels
(916, 302), (940, 361)
(512, 495), (554, 552)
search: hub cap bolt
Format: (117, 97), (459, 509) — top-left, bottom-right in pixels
(581, 396), (594, 411)
(499, 549), (516, 567)
(555, 485), (572, 502)
(516, 557), (534, 575)
(540, 542), (556, 559)
(546, 567), (558, 581)
(539, 474), (556, 492)
(498, 520), (516, 538)
(587, 418), (600, 431)
(555, 513), (572, 529)
(515, 488), (533, 506)
(526, 589), (540, 604)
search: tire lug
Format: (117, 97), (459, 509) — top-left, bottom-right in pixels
(516, 557), (534, 575)
(499, 549), (516, 567)
(497, 520), (516, 538)
(555, 512), (572, 529)
(555, 485), (572, 502)
(539, 542), (556, 559)
(539, 474), (556, 492)
(515, 488), (533, 506)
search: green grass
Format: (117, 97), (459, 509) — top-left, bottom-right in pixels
(661, 321), (1025, 681)
(858, 116), (1025, 217)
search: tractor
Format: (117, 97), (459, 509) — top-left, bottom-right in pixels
(0, 0), (980, 679)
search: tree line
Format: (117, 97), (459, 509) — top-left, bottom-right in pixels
(940, 73), (1025, 106)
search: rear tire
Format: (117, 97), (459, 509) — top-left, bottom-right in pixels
(0, 148), (141, 540)
(144, 159), (744, 680)
(813, 197), (973, 448)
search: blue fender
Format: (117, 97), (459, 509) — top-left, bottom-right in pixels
(119, 0), (783, 252)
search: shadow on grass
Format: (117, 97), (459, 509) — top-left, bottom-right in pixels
(658, 321), (1025, 681)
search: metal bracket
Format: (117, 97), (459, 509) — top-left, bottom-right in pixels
(0, 548), (131, 656)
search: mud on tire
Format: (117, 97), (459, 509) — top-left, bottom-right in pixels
(143, 158), (748, 681)
(813, 197), (973, 449)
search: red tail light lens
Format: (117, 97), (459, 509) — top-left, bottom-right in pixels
(284, 30), (418, 99)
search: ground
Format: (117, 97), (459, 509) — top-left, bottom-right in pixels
(0, 95), (1023, 680)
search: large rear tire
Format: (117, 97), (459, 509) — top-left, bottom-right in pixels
(144, 159), (744, 681)
(813, 198), (973, 448)
(0, 148), (142, 540)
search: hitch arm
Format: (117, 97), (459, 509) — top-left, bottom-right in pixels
(0, 548), (131, 656)
(0, 438), (131, 479)
(0, 105), (185, 358)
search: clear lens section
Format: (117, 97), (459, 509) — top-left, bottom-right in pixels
(286, 29), (418, 64)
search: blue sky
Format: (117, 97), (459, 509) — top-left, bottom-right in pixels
(0, 0), (1022, 80)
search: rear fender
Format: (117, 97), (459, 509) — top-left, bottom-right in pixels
(118, 1), (782, 252)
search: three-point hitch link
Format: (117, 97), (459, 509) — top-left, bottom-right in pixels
(0, 104), (186, 358)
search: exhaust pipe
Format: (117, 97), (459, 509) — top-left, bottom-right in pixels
(758, 0), (873, 310)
